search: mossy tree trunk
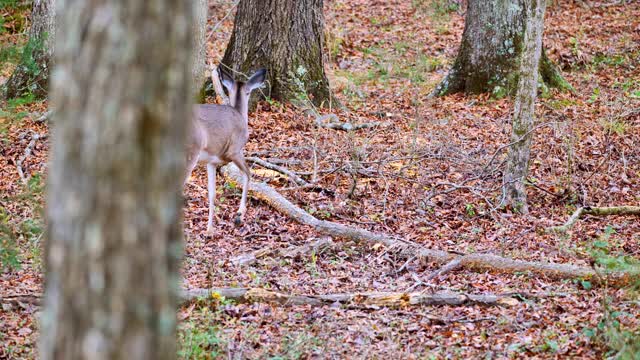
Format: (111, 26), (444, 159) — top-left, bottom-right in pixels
(193, 0), (208, 102)
(4, 0), (55, 99)
(40, 0), (193, 358)
(222, 0), (332, 107)
(433, 0), (570, 97)
(501, 0), (546, 213)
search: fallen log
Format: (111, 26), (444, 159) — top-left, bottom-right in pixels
(180, 287), (520, 307)
(221, 164), (636, 286)
(546, 206), (640, 234)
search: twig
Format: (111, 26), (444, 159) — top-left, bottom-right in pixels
(246, 156), (308, 186)
(546, 206), (640, 234)
(424, 257), (463, 282)
(482, 121), (554, 173)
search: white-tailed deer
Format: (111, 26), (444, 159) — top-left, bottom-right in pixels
(185, 68), (266, 233)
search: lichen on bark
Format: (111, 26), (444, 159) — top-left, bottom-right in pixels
(434, 0), (570, 98)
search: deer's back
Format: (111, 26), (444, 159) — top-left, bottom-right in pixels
(192, 104), (248, 164)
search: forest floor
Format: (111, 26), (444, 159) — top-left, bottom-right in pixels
(1, 0), (640, 358)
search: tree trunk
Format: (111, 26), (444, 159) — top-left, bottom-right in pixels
(433, 0), (570, 97)
(193, 0), (208, 102)
(501, 0), (546, 213)
(222, 0), (332, 107)
(4, 0), (55, 99)
(40, 1), (193, 359)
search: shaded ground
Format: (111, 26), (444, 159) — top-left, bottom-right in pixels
(1, 0), (639, 358)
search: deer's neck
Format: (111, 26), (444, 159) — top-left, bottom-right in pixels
(231, 91), (249, 125)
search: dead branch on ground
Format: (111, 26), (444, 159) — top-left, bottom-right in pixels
(16, 132), (46, 185)
(230, 237), (334, 266)
(181, 287), (521, 307)
(221, 164), (636, 286)
(546, 206), (640, 234)
(314, 113), (386, 131)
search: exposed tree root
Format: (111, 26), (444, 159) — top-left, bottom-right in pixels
(221, 164), (636, 286)
(231, 237), (334, 266)
(546, 206), (640, 235)
(180, 287), (521, 307)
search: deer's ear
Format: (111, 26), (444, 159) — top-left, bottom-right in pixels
(218, 68), (235, 92)
(246, 68), (266, 91)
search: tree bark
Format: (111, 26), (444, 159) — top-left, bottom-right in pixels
(221, 0), (333, 107)
(40, 1), (193, 359)
(502, 0), (546, 213)
(433, 0), (571, 97)
(4, 0), (55, 99)
(193, 0), (208, 102)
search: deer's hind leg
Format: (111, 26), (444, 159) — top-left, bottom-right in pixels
(206, 162), (217, 235)
(230, 156), (251, 226)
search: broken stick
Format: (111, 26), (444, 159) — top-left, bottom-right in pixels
(546, 206), (640, 234)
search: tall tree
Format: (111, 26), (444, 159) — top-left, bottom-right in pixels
(502, 0), (546, 213)
(222, 0), (332, 107)
(40, 0), (193, 358)
(434, 0), (570, 97)
(4, 0), (55, 99)
(193, 0), (208, 101)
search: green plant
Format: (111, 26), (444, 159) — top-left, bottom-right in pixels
(0, 207), (21, 271)
(582, 230), (640, 359)
(601, 119), (628, 136)
(0, 45), (22, 64)
(465, 203), (476, 217)
(0, 173), (45, 273)
(177, 324), (224, 359)
(0, 92), (37, 123)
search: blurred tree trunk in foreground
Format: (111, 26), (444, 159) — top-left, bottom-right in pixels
(40, 0), (193, 359)
(502, 0), (547, 213)
(4, 0), (55, 99)
(434, 0), (570, 97)
(222, 0), (333, 107)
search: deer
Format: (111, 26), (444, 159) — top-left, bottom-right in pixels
(185, 68), (266, 234)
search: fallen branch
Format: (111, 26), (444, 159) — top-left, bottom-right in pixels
(546, 206), (640, 234)
(247, 156), (334, 196)
(0, 294), (42, 309)
(34, 110), (53, 123)
(16, 133), (46, 185)
(209, 63), (230, 105)
(246, 156), (309, 187)
(181, 287), (520, 307)
(314, 113), (385, 131)
(230, 237), (334, 266)
(424, 258), (463, 282)
(221, 164), (636, 286)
